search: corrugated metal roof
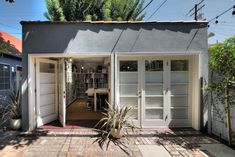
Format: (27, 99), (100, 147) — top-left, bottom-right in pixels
(20, 20), (208, 25)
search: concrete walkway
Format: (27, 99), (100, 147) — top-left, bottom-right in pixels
(0, 128), (234, 157)
(199, 144), (235, 157)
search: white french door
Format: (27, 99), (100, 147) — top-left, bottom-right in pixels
(142, 59), (168, 127)
(118, 59), (141, 127)
(58, 59), (66, 127)
(36, 59), (58, 127)
(117, 56), (191, 128)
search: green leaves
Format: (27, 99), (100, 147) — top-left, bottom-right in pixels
(208, 36), (235, 107)
(208, 36), (235, 145)
(44, 0), (146, 21)
(96, 101), (136, 139)
(44, 0), (65, 21)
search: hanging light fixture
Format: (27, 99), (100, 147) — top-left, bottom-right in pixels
(232, 5), (235, 15)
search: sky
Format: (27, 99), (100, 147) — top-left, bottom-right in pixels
(0, 0), (234, 44)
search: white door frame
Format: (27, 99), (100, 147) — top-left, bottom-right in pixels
(58, 59), (66, 127)
(28, 54), (112, 130)
(117, 56), (142, 127)
(116, 54), (199, 129)
(27, 53), (199, 130)
(36, 58), (58, 127)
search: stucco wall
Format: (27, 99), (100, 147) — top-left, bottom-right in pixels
(22, 22), (208, 54)
(21, 21), (208, 131)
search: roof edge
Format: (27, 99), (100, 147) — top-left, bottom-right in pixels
(20, 20), (208, 25)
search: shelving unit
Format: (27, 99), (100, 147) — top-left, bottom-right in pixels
(75, 72), (108, 98)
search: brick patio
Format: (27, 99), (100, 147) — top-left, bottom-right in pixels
(0, 128), (220, 157)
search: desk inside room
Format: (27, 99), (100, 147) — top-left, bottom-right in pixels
(85, 88), (109, 112)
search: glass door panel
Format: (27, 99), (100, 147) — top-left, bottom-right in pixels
(170, 60), (189, 120)
(119, 61), (139, 121)
(144, 60), (164, 121)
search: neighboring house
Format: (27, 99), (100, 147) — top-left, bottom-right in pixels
(20, 21), (208, 131)
(0, 31), (22, 102)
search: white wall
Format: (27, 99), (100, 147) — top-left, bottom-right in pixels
(210, 92), (235, 144)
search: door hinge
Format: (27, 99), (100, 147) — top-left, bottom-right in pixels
(35, 89), (36, 93)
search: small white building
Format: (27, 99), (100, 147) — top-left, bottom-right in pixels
(20, 21), (208, 131)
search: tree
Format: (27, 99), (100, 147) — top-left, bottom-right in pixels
(44, 0), (65, 21)
(208, 36), (235, 146)
(5, 0), (15, 3)
(0, 33), (20, 55)
(44, 0), (146, 21)
(0, 33), (11, 55)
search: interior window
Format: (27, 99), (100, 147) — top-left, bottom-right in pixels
(120, 61), (138, 72)
(0, 64), (10, 90)
(40, 63), (55, 73)
(171, 60), (188, 71)
(145, 60), (163, 71)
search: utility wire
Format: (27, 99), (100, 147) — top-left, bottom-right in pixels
(146, 0), (168, 20)
(0, 22), (20, 30)
(186, 0), (205, 16)
(138, 0), (155, 15)
(208, 5), (235, 23)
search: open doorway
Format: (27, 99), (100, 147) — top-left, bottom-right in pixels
(36, 56), (111, 129)
(65, 57), (110, 128)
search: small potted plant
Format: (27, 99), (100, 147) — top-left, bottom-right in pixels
(96, 101), (136, 139)
(6, 89), (22, 130)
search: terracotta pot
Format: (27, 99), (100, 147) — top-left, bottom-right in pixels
(111, 128), (123, 139)
(10, 118), (22, 130)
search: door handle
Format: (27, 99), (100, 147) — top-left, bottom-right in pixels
(165, 88), (168, 94)
(165, 115), (168, 121)
(138, 91), (141, 98)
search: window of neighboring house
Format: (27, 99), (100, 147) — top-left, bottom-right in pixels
(0, 64), (10, 90)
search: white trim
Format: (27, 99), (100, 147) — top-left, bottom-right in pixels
(27, 52), (201, 58)
(117, 55), (199, 128)
(28, 53), (110, 58)
(116, 51), (201, 56)
(28, 56), (36, 131)
(58, 58), (66, 127)
(191, 55), (200, 130)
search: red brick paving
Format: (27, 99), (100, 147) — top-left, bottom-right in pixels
(0, 128), (219, 157)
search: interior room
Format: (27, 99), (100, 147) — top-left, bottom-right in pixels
(65, 57), (111, 127)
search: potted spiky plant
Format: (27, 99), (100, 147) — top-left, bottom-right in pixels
(6, 89), (22, 130)
(97, 101), (136, 139)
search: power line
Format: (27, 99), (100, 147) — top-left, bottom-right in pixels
(146, 0), (168, 20)
(208, 5), (235, 23)
(187, 0), (205, 20)
(186, 0), (205, 16)
(0, 22), (20, 30)
(138, 0), (155, 15)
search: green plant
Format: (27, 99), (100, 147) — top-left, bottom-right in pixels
(0, 102), (9, 127)
(96, 101), (136, 139)
(44, 0), (146, 21)
(207, 36), (235, 146)
(5, 89), (22, 119)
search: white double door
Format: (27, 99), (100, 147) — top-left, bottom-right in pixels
(36, 58), (66, 127)
(118, 57), (191, 128)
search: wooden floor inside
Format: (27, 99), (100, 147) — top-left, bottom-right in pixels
(66, 99), (103, 120)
